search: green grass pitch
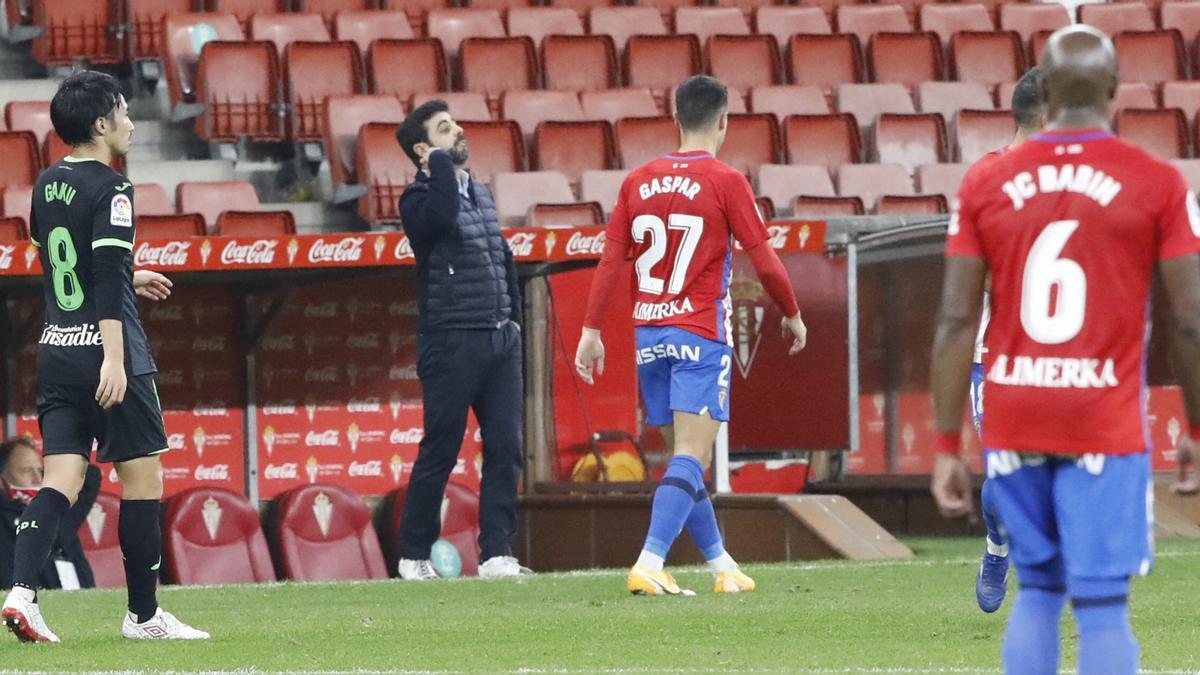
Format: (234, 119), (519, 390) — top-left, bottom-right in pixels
(3, 538), (1199, 673)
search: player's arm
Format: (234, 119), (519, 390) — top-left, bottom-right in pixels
(92, 179), (134, 408)
(575, 190), (633, 384)
(399, 148), (460, 243)
(725, 175), (805, 353)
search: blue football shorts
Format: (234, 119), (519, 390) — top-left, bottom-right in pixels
(635, 326), (733, 427)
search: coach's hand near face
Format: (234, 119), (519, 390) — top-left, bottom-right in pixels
(392, 100), (529, 580)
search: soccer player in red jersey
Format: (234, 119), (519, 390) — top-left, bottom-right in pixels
(575, 76), (807, 595)
(931, 26), (1200, 674)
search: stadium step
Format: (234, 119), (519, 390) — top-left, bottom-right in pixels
(126, 159), (236, 207)
(1153, 481), (1200, 539)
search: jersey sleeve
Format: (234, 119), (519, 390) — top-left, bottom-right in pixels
(723, 171), (770, 249)
(945, 163), (985, 258)
(1155, 164), (1200, 261)
(91, 178), (135, 253)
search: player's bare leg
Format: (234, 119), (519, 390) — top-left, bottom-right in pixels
(114, 456), (208, 640)
(2, 454), (88, 643)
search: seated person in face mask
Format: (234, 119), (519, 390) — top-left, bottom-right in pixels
(0, 438), (99, 590)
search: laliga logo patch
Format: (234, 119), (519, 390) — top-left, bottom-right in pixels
(110, 194), (132, 227)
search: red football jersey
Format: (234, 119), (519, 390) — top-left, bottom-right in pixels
(602, 150), (771, 344)
(947, 129), (1200, 455)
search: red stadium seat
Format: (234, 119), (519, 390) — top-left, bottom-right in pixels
(369, 39), (448, 100)
(625, 35), (702, 107)
(588, 7), (666, 52)
(139, 214), (207, 238)
(163, 14), (246, 109)
(502, 90), (584, 139)
(0, 217), (29, 242)
(615, 116), (679, 170)
(955, 108), (1016, 163)
(754, 6), (831, 50)
(792, 195), (864, 217)
(581, 89), (660, 123)
(300, 0), (373, 31)
(391, 0), (453, 37)
(427, 9), (505, 56)
(580, 169), (629, 215)
(916, 82), (993, 125)
(471, 0), (538, 11)
(529, 201), (604, 227)
(507, 7), (584, 47)
(784, 113), (861, 172)
(1115, 31), (1186, 88)
(412, 92), (492, 121)
(708, 35), (782, 97)
(356, 122), (414, 223)
(1164, 82), (1200, 123)
(951, 31), (1024, 94)
(877, 194), (947, 215)
(177, 181), (262, 227)
(721, 113), (781, 177)
(837, 163), (913, 210)
(756, 164), (835, 215)
(41, 132), (71, 168)
(1079, 3), (1154, 37)
(1, 186), (32, 226)
(916, 162), (969, 202)
(543, 35), (618, 93)
(869, 32), (943, 88)
(273, 484), (388, 582)
(286, 41), (364, 142)
(31, 0), (121, 66)
(459, 120), (525, 183)
(1028, 30), (1055, 65)
(553, 0), (619, 17)
(750, 85), (830, 121)
(386, 482), (481, 577)
(460, 37), (537, 110)
(535, 120), (615, 185)
(164, 487), (277, 585)
(216, 210), (297, 237)
(918, 3), (993, 49)
(195, 41), (284, 142)
(874, 113), (947, 174)
(999, 3), (1069, 46)
(837, 83), (914, 134)
(0, 132), (39, 188)
(4, 101), (51, 146)
(675, 7), (750, 44)
(1162, 2), (1200, 52)
(211, 0), (281, 32)
(638, 0), (701, 24)
(787, 34), (864, 95)
(129, 0), (191, 62)
(1112, 83), (1158, 115)
(251, 13), (331, 57)
(323, 95), (405, 196)
(836, 5), (911, 48)
(714, 0), (776, 19)
(1116, 108), (1190, 160)
(78, 492), (124, 589)
(133, 183), (173, 217)
(334, 10), (414, 55)
(493, 170), (577, 227)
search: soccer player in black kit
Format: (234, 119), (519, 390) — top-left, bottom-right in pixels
(1, 72), (208, 642)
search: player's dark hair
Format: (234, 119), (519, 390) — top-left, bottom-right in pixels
(1012, 67), (1045, 132)
(50, 70), (122, 147)
(0, 437), (35, 479)
(675, 75), (728, 133)
(397, 99), (450, 169)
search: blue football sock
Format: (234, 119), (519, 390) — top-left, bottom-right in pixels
(980, 478), (1007, 550)
(1073, 578), (1138, 675)
(642, 455), (705, 560)
(1003, 587), (1065, 675)
(684, 490), (725, 561)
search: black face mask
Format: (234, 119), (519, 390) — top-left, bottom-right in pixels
(447, 138), (470, 166)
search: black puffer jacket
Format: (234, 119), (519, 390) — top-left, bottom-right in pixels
(399, 150), (521, 333)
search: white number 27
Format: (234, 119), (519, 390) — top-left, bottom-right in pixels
(631, 213), (704, 295)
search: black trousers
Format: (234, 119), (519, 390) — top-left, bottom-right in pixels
(398, 322), (524, 562)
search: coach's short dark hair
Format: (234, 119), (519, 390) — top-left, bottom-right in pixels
(50, 70), (122, 146)
(0, 437), (35, 476)
(675, 75), (728, 133)
(1012, 67), (1045, 131)
(396, 99), (450, 169)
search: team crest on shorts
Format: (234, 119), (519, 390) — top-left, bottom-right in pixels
(718, 387), (728, 411)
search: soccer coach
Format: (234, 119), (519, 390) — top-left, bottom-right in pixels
(393, 100), (529, 580)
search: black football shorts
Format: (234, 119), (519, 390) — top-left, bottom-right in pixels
(37, 374), (169, 464)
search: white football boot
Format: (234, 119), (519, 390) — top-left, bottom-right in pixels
(398, 558), (440, 580)
(122, 608), (210, 640)
(478, 556), (533, 579)
(2, 591), (60, 643)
